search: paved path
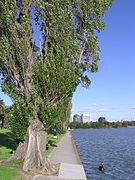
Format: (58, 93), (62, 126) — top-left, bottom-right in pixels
(48, 131), (79, 164)
(33, 131), (87, 180)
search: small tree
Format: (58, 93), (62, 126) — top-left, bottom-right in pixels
(0, 0), (113, 172)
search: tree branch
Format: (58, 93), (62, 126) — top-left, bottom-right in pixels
(78, 43), (86, 64)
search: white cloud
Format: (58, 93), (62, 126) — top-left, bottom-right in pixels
(96, 108), (110, 113)
(78, 104), (116, 113)
(77, 104), (135, 114)
(128, 106), (135, 110)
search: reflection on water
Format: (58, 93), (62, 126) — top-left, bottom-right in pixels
(72, 128), (135, 180)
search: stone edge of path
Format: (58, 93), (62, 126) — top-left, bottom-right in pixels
(70, 131), (82, 165)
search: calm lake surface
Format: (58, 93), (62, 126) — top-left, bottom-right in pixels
(72, 128), (135, 180)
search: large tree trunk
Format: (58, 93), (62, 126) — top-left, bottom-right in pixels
(13, 117), (55, 173)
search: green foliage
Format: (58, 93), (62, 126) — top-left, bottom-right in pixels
(55, 98), (72, 133)
(35, 0), (113, 86)
(6, 99), (29, 142)
(33, 55), (79, 104)
(34, 53), (78, 133)
(0, 0), (113, 141)
(38, 98), (72, 133)
(0, 0), (32, 87)
(39, 105), (59, 128)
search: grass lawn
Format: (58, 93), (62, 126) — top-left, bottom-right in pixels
(0, 128), (64, 179)
(0, 159), (21, 180)
(0, 129), (16, 160)
(47, 133), (64, 156)
(0, 129), (20, 180)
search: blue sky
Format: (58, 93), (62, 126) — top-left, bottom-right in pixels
(0, 0), (135, 121)
(72, 0), (135, 121)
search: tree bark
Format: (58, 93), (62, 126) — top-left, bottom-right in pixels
(13, 117), (55, 173)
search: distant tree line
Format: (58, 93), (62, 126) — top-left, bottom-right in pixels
(69, 120), (135, 129)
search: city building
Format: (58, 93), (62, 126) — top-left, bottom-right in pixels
(80, 114), (90, 123)
(73, 114), (82, 122)
(98, 117), (106, 123)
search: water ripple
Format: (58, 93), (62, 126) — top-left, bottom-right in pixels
(72, 128), (135, 180)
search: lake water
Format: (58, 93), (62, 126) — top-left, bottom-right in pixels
(72, 128), (135, 180)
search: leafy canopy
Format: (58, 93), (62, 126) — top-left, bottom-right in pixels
(0, 0), (113, 139)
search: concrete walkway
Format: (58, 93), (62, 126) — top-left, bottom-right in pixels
(33, 131), (87, 180)
(48, 131), (79, 164)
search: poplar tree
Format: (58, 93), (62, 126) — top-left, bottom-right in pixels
(0, 0), (112, 172)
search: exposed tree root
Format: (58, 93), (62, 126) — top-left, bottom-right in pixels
(1, 119), (57, 175)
